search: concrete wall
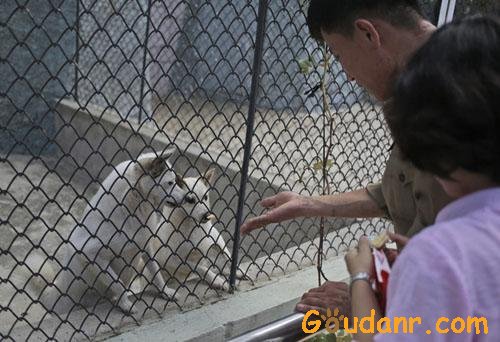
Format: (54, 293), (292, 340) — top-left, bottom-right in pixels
(75, 0), (368, 121)
(163, 0), (366, 112)
(76, 0), (500, 122)
(77, 0), (152, 119)
(453, 0), (499, 17)
(0, 0), (76, 155)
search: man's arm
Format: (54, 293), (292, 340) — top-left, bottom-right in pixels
(241, 188), (385, 234)
(313, 188), (386, 218)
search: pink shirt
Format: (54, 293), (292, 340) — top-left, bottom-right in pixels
(374, 188), (500, 341)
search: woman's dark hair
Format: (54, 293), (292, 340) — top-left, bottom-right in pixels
(385, 14), (500, 182)
(307, 0), (424, 40)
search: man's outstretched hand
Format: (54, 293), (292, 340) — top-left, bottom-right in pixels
(241, 192), (317, 235)
(295, 281), (350, 318)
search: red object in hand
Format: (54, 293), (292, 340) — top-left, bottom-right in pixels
(383, 247), (398, 267)
(372, 248), (391, 314)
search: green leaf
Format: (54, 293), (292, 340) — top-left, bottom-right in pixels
(312, 159), (334, 172)
(299, 58), (314, 75)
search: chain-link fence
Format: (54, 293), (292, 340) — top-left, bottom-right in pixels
(1, 0), (497, 340)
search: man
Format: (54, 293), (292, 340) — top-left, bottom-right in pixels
(241, 0), (451, 316)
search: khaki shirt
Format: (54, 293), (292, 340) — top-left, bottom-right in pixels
(366, 146), (452, 237)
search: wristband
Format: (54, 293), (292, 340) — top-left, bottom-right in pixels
(350, 272), (371, 285)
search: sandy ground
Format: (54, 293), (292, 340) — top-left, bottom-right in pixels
(0, 154), (91, 339)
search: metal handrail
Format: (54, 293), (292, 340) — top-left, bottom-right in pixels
(228, 313), (306, 342)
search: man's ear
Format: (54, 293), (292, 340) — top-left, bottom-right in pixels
(353, 19), (381, 49)
(203, 168), (216, 185)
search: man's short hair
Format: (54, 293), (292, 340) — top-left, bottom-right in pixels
(306, 0), (424, 41)
(385, 14), (500, 183)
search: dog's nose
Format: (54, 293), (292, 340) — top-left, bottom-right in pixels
(185, 194), (196, 204)
(200, 212), (216, 223)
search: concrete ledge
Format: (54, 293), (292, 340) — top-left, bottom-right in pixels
(105, 255), (349, 342)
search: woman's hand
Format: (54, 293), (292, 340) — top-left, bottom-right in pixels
(345, 236), (374, 276)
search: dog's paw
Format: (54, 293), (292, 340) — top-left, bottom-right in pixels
(143, 283), (178, 301)
(235, 269), (248, 280)
(222, 268), (248, 281)
(210, 275), (230, 291)
(117, 297), (137, 315)
(161, 287), (179, 301)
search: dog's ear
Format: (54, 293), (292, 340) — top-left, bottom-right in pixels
(141, 147), (175, 178)
(143, 157), (166, 178)
(203, 168), (216, 185)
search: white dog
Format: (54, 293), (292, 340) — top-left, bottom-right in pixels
(150, 169), (239, 291)
(28, 149), (187, 314)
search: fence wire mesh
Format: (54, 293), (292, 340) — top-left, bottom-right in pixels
(0, 0), (497, 340)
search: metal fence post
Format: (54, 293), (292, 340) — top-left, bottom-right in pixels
(74, 0), (80, 102)
(437, 0), (457, 26)
(229, 0), (269, 291)
(138, 0), (153, 124)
